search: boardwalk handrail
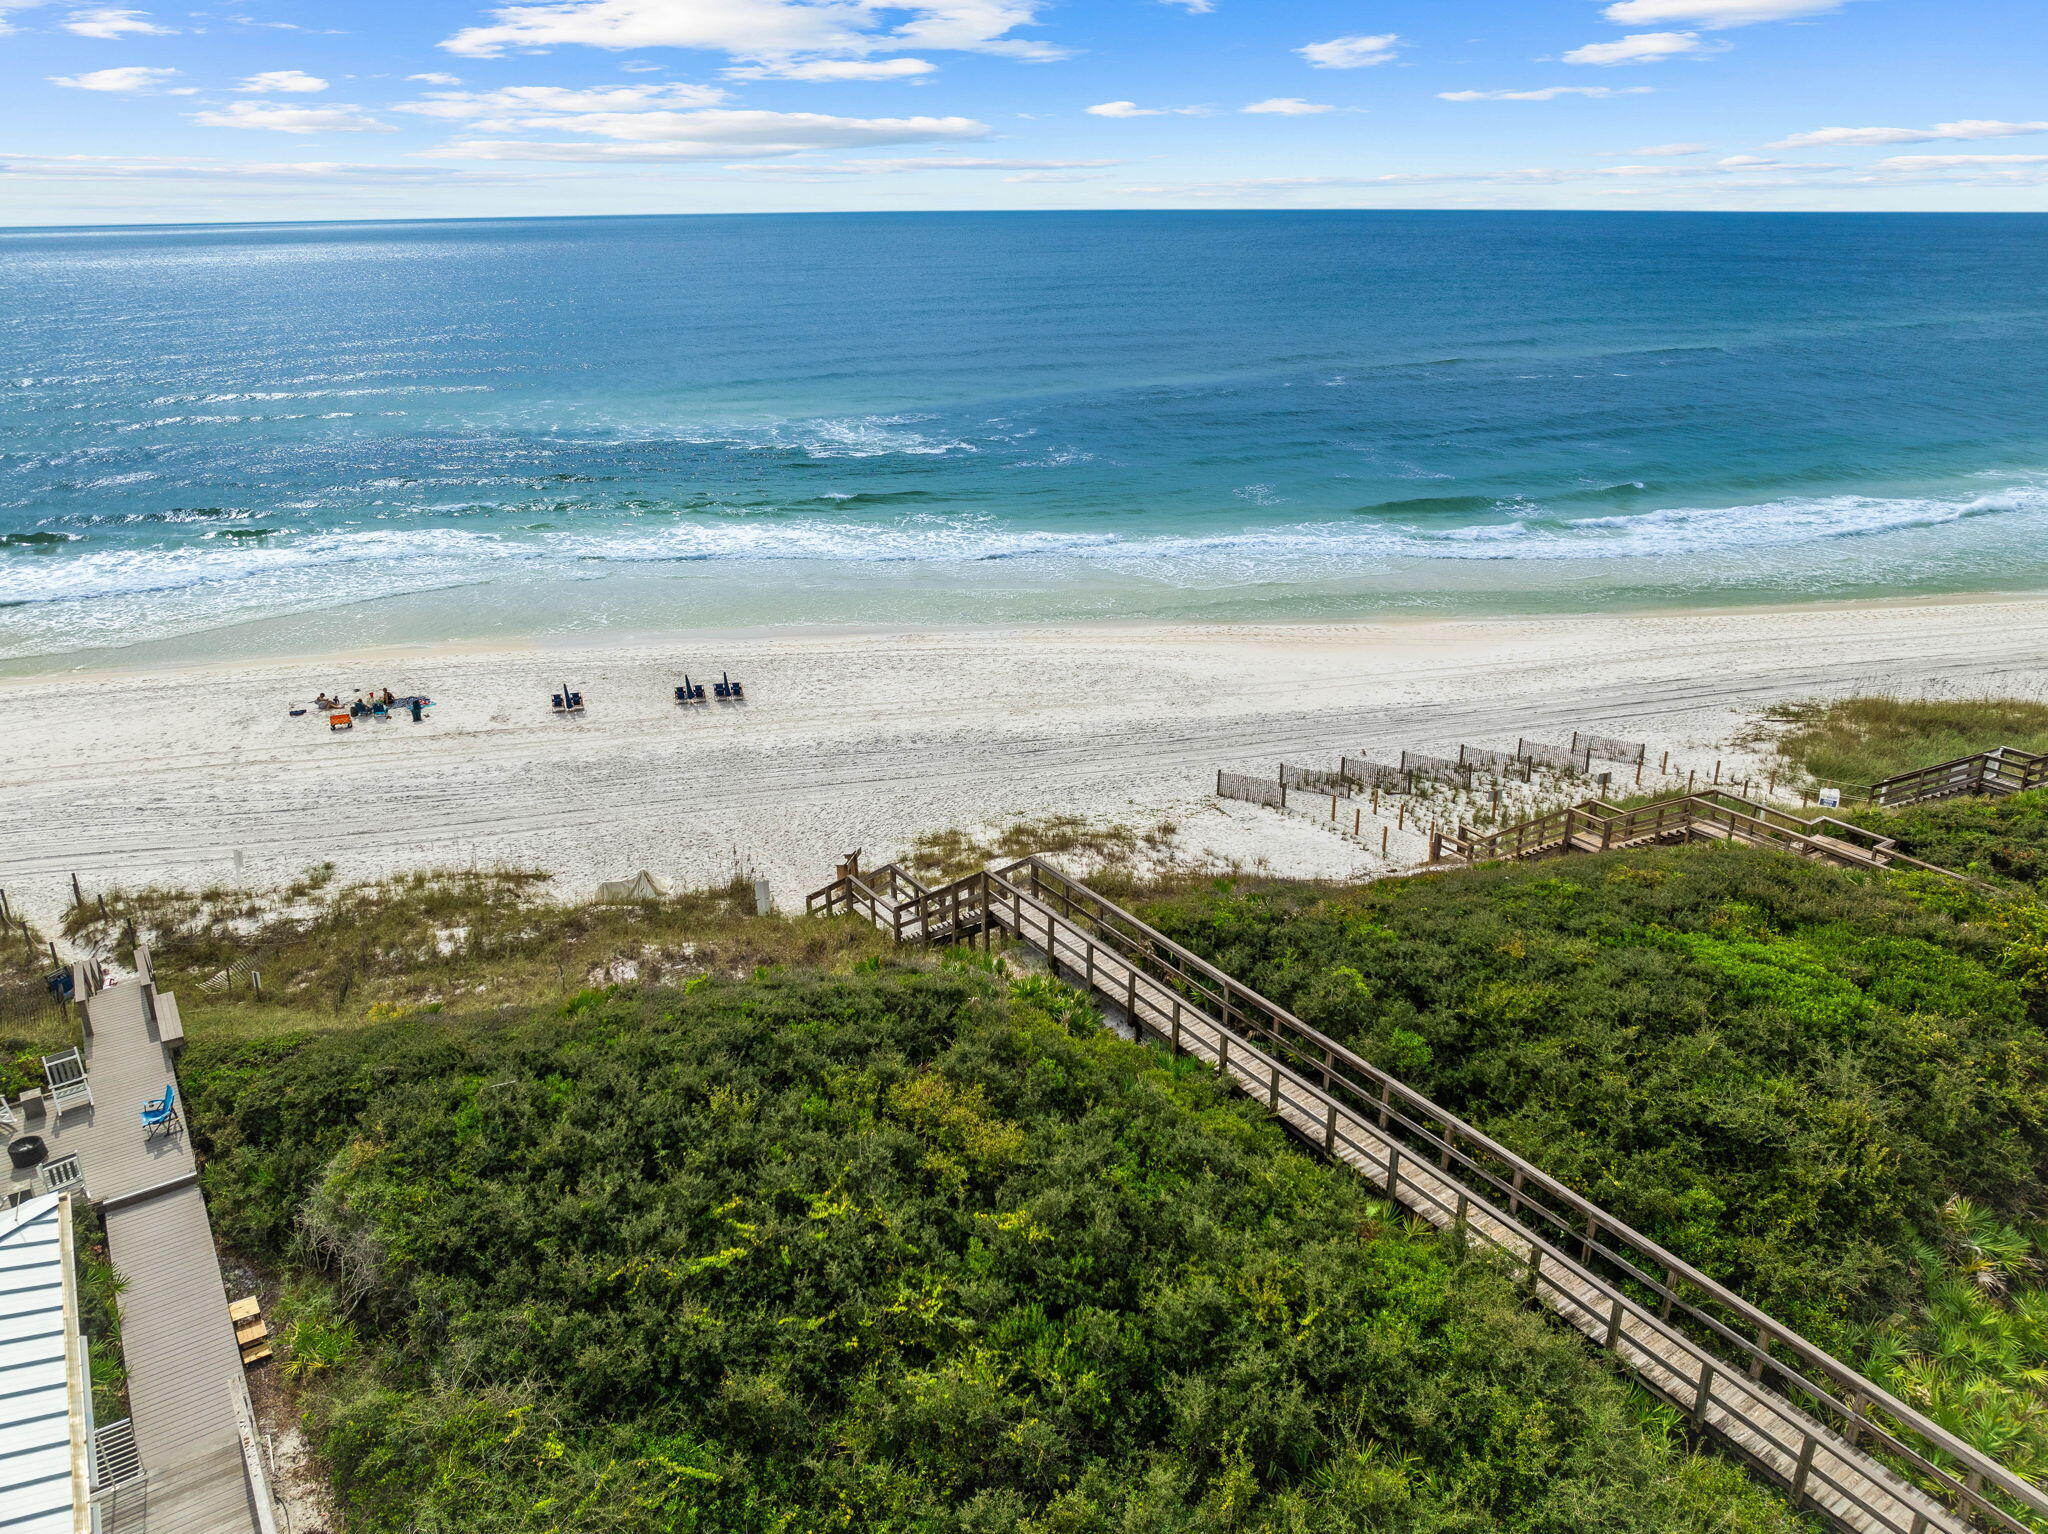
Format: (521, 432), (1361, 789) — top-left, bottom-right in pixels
(1870, 748), (2048, 809)
(809, 855), (2046, 1534)
(1439, 791), (1983, 886)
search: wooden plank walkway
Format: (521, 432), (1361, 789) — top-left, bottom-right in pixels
(24, 977), (272, 1534)
(1005, 899), (1956, 1534)
(811, 860), (2037, 1534)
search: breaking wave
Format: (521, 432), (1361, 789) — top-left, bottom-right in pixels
(6, 484), (2043, 608)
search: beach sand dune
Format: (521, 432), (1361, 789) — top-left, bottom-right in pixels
(6, 596), (2048, 925)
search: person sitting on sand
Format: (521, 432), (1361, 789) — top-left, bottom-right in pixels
(381, 688), (396, 707)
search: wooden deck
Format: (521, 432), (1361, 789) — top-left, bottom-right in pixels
(811, 857), (2045, 1534)
(30, 976), (273, 1534)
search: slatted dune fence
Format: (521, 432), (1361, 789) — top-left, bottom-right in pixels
(1281, 763), (1352, 795)
(1518, 738), (1593, 772)
(1573, 731), (1648, 766)
(1400, 750), (1469, 786)
(1215, 771), (1286, 809)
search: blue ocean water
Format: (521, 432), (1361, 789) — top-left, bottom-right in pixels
(4, 210), (2048, 664)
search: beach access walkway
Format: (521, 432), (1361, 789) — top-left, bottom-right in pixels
(810, 854), (2043, 1534)
(5, 959), (274, 1534)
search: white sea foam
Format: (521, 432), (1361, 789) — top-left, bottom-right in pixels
(5, 483), (2045, 611)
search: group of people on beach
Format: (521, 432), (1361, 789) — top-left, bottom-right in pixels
(310, 688), (426, 723)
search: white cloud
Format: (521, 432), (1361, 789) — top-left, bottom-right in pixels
(0, 151), (549, 183)
(441, 0), (1065, 63)
(193, 101), (396, 133)
(1158, 0), (1213, 11)
(1297, 32), (1400, 69)
(1561, 31), (1723, 64)
(1769, 119), (2048, 148)
(773, 155), (1125, 174)
(1439, 85), (1654, 100)
(724, 57), (938, 80)
(1084, 100), (1208, 117)
(1242, 97), (1333, 115)
(394, 83), (727, 119)
(48, 64), (177, 90)
(1601, 0), (1852, 25)
(235, 70), (329, 93)
(1874, 153), (2048, 171)
(407, 72), (464, 85)
(437, 107), (990, 160)
(63, 7), (173, 37)
(1716, 153), (1776, 165)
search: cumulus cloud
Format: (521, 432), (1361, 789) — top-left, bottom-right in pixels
(1297, 32), (1400, 68)
(1561, 31), (1724, 64)
(1084, 100), (1208, 117)
(1874, 152), (2048, 171)
(724, 56), (938, 80)
(235, 70), (329, 92)
(48, 64), (177, 90)
(1439, 85), (1654, 100)
(437, 107), (990, 160)
(394, 83), (728, 119)
(193, 101), (396, 132)
(0, 151), (547, 183)
(1769, 119), (2048, 148)
(63, 7), (173, 36)
(750, 154), (1126, 175)
(1242, 97), (1333, 115)
(407, 72), (464, 85)
(440, 0), (1065, 63)
(1602, 0), (1852, 24)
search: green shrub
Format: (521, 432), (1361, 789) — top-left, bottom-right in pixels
(185, 967), (1803, 1534)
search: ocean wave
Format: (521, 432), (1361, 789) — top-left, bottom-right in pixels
(4, 484), (2044, 604)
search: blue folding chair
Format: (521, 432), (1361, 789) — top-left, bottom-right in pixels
(141, 1082), (179, 1139)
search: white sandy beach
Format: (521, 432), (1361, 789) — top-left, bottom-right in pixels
(5, 594), (2048, 926)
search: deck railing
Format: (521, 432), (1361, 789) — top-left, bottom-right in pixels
(809, 855), (2046, 1534)
(1436, 791), (1979, 885)
(1869, 749), (2048, 809)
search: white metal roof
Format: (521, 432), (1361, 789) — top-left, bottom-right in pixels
(0, 1194), (88, 1534)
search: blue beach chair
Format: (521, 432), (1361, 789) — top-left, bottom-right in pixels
(141, 1082), (179, 1139)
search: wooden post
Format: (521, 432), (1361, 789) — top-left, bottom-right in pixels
(70, 873), (83, 910)
(1397, 802), (1406, 829)
(1635, 761), (1643, 787)
(1371, 787), (1379, 813)
(1353, 807), (1361, 836)
(1687, 769), (1696, 793)
(1329, 793), (1337, 821)
(1660, 750), (1669, 773)
(1380, 827), (1389, 855)
(1713, 759), (1721, 785)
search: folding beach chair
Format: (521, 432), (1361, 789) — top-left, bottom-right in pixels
(141, 1082), (179, 1139)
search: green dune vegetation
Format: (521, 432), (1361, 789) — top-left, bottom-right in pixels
(179, 963), (1806, 1534)
(1137, 839), (2048, 1480)
(1762, 693), (2048, 789)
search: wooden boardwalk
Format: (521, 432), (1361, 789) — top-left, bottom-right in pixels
(1435, 790), (1979, 885)
(811, 858), (2046, 1534)
(20, 973), (273, 1534)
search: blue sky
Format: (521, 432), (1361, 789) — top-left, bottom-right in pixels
(1, 0), (2042, 224)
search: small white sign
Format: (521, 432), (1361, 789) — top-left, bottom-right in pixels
(1817, 788), (1841, 809)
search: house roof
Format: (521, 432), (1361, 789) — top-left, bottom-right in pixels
(0, 1194), (89, 1534)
